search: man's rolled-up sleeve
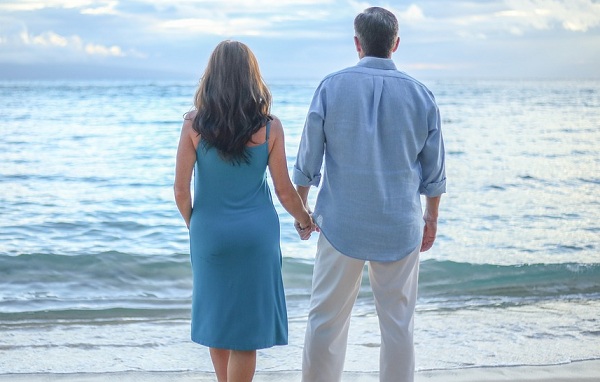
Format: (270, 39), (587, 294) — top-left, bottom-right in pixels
(419, 98), (446, 196)
(293, 85), (326, 187)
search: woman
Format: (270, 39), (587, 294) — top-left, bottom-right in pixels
(174, 40), (314, 382)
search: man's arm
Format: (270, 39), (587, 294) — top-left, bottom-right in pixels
(419, 94), (446, 252)
(420, 195), (441, 252)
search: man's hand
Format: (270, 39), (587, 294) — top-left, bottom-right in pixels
(421, 196), (441, 252)
(294, 219), (315, 240)
(420, 218), (437, 252)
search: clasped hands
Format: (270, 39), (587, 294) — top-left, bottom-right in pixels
(294, 216), (317, 240)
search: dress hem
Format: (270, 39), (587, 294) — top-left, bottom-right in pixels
(191, 337), (288, 351)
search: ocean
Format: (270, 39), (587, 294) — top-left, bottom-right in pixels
(0, 78), (599, 374)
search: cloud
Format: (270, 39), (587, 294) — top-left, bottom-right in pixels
(29, 31), (74, 47)
(379, 0), (600, 44)
(155, 2), (428, 39)
(0, 0), (347, 41)
(0, 23), (132, 61)
(81, 1), (119, 15)
(84, 43), (124, 56)
(159, 17), (265, 37)
(0, 0), (100, 12)
(0, 0), (598, 79)
(154, 4), (339, 38)
(447, 0), (600, 36)
(397, 4), (426, 23)
(503, 0), (600, 32)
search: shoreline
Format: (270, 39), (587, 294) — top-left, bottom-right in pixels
(0, 360), (599, 381)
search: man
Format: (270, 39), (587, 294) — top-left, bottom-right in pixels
(293, 7), (446, 382)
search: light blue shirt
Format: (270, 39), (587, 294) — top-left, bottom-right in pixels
(293, 57), (446, 262)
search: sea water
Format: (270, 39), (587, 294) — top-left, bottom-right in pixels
(0, 79), (599, 373)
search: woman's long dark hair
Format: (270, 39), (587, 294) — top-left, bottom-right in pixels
(192, 40), (272, 164)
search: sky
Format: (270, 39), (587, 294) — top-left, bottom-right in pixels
(0, 0), (599, 81)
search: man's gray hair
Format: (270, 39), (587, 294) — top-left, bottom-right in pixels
(354, 7), (398, 58)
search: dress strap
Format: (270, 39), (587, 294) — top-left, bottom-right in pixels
(265, 119), (271, 142)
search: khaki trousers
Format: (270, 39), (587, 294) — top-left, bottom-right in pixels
(302, 234), (420, 382)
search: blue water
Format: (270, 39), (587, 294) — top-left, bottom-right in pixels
(0, 79), (599, 373)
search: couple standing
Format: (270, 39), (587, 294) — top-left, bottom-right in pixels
(174, 7), (446, 382)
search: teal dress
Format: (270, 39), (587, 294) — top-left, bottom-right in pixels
(189, 121), (288, 350)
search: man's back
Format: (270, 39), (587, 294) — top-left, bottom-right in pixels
(295, 56), (445, 262)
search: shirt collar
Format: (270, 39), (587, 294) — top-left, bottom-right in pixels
(357, 56), (397, 70)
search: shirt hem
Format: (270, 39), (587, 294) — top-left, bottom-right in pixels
(318, 229), (416, 263)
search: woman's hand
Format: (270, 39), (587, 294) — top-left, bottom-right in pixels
(294, 216), (316, 240)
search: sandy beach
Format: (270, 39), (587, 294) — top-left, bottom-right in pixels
(0, 360), (598, 382)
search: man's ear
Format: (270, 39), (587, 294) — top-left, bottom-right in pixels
(354, 36), (362, 54)
(392, 37), (400, 53)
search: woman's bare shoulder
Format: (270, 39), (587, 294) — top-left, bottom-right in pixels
(182, 110), (197, 131)
(183, 109), (197, 123)
(181, 110), (200, 149)
(269, 115), (284, 136)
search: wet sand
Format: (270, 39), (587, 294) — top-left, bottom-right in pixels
(0, 359), (598, 382)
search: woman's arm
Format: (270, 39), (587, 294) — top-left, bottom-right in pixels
(173, 116), (197, 228)
(267, 117), (315, 239)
